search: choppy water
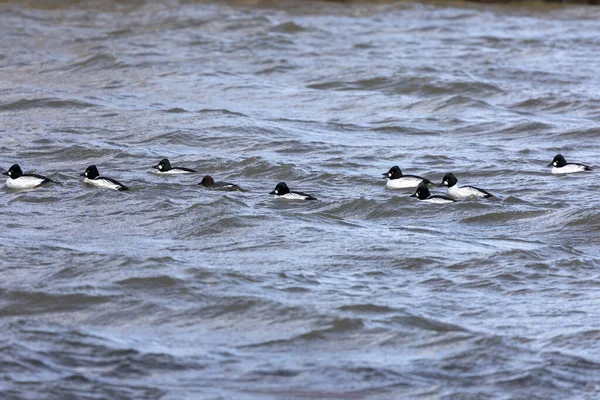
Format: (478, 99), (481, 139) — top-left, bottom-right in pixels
(1, 1), (600, 398)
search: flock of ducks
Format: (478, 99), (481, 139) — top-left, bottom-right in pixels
(381, 166), (493, 204)
(383, 154), (592, 203)
(2, 154), (593, 203)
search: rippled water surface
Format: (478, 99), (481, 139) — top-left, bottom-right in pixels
(2, 1), (600, 398)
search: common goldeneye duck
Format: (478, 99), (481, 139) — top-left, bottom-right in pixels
(3, 164), (55, 189)
(152, 158), (197, 174)
(548, 154), (592, 174)
(410, 184), (455, 204)
(199, 175), (245, 192)
(382, 166), (432, 189)
(270, 182), (316, 200)
(439, 173), (493, 199)
(81, 165), (129, 191)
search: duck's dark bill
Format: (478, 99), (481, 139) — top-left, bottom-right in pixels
(2, 172), (8, 176)
(269, 190), (276, 195)
(410, 193), (417, 197)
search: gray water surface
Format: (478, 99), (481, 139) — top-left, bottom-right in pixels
(1, 1), (600, 399)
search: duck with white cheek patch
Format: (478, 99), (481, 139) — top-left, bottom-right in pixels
(548, 154), (592, 174)
(270, 182), (316, 200)
(3, 164), (55, 189)
(152, 158), (197, 174)
(410, 184), (455, 204)
(382, 165), (432, 189)
(439, 173), (493, 200)
(81, 165), (129, 191)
